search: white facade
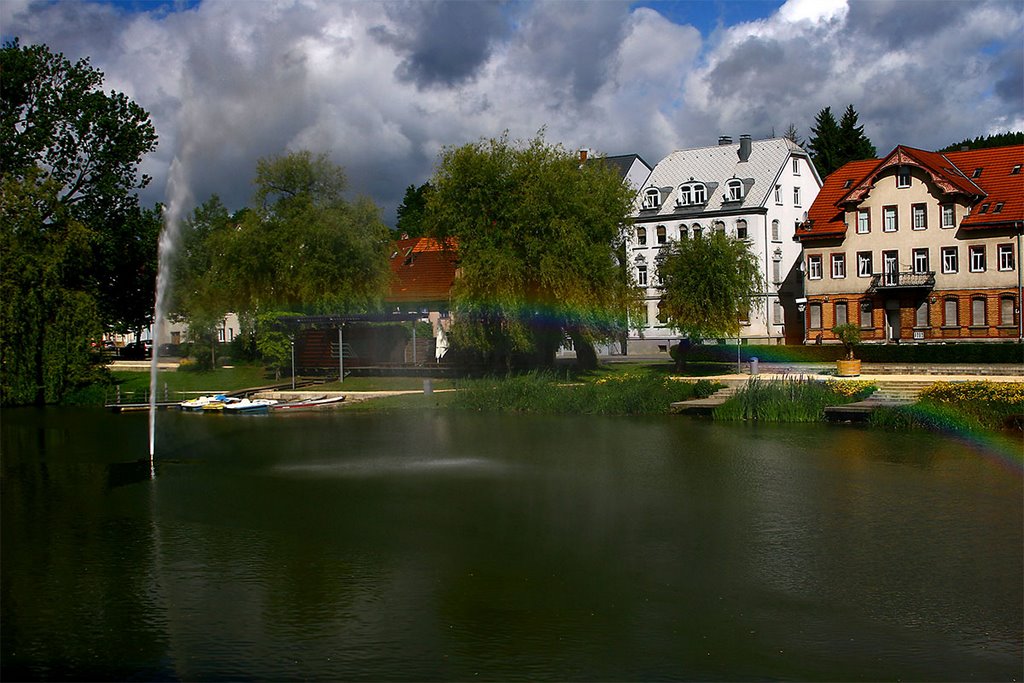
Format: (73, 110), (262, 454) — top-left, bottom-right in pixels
(627, 136), (822, 353)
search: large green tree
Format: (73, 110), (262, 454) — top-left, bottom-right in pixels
(394, 182), (431, 238)
(1, 39), (158, 404)
(424, 132), (641, 371)
(808, 104), (876, 177)
(656, 230), (762, 366)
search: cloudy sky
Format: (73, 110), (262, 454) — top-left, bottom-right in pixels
(4, 0), (1022, 225)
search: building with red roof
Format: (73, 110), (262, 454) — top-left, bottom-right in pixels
(796, 144), (1024, 344)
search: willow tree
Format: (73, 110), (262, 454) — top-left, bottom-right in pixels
(424, 132), (641, 371)
(657, 230), (762, 368)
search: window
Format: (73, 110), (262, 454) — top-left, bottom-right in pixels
(736, 219), (748, 240)
(772, 258), (782, 284)
(692, 227), (702, 239)
(941, 246), (958, 274)
(857, 252), (873, 277)
(941, 204), (955, 228)
(637, 265), (647, 287)
(1001, 296), (1017, 325)
(912, 204), (927, 230)
(998, 244), (1015, 271)
(793, 186), (801, 207)
(860, 300), (873, 329)
(1012, 164), (1021, 175)
(944, 298), (959, 326)
(677, 185), (691, 205)
(713, 220), (725, 232)
(969, 245), (986, 272)
(676, 182), (707, 206)
(835, 301), (848, 326)
(971, 297), (986, 326)
(831, 253), (846, 279)
(773, 299), (784, 325)
(897, 167), (911, 188)
(809, 303), (822, 329)
(912, 248), (929, 274)
(883, 250), (899, 286)
(775, 185), (782, 204)
(636, 227), (646, 246)
(979, 203), (990, 214)
(915, 301), (929, 328)
(793, 158), (801, 175)
(642, 188), (660, 209)
(994, 202), (1004, 213)
(771, 219), (780, 241)
(727, 179), (743, 201)
(857, 209), (870, 234)
(883, 206), (898, 232)
(692, 184), (706, 204)
(807, 254), (823, 280)
(656, 225), (667, 244)
(972, 167), (982, 178)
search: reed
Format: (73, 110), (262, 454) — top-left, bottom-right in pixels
(452, 370), (718, 415)
(713, 376), (871, 422)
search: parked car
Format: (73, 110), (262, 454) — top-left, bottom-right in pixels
(158, 343), (181, 357)
(121, 340), (153, 360)
(91, 339), (119, 358)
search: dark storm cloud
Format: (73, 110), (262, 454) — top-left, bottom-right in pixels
(844, 0), (969, 48)
(371, 1), (512, 88)
(993, 48), (1024, 104)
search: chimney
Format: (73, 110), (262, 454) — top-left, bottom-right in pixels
(579, 148), (590, 163)
(718, 136), (733, 146)
(738, 134), (752, 162)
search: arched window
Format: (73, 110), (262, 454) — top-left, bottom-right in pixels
(1001, 295), (1017, 325)
(636, 227), (646, 246)
(677, 182), (707, 206)
(726, 179), (744, 201)
(736, 219), (748, 240)
(771, 219), (780, 241)
(656, 225), (667, 244)
(677, 185), (691, 206)
(642, 187), (661, 209)
(692, 183), (707, 204)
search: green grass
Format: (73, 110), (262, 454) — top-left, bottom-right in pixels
(109, 364), (276, 402)
(713, 376), (872, 422)
(451, 370), (719, 415)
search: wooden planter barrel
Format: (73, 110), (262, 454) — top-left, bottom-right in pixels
(835, 359), (862, 377)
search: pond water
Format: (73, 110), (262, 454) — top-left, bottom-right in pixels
(2, 408), (1021, 681)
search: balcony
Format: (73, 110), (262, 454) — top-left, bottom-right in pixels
(868, 271), (936, 291)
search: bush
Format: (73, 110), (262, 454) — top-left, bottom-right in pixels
(452, 370), (720, 415)
(680, 342), (1023, 365)
(713, 376), (873, 422)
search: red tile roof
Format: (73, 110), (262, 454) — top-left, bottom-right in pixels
(798, 144), (1024, 240)
(386, 236), (458, 304)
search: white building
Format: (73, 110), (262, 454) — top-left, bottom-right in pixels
(627, 135), (822, 354)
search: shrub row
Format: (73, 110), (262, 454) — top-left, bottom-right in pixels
(676, 342), (1023, 365)
(452, 371), (719, 415)
(712, 376), (874, 422)
(870, 380), (1024, 432)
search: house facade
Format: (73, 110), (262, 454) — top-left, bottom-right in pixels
(796, 144), (1023, 344)
(627, 135), (822, 354)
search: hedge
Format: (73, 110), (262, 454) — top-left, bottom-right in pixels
(673, 341), (1023, 364)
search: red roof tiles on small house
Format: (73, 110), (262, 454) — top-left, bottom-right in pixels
(386, 236), (458, 305)
(798, 144), (1024, 241)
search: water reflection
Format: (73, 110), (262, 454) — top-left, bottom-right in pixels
(2, 409), (1021, 681)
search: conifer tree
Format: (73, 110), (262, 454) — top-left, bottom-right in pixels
(808, 106), (842, 177)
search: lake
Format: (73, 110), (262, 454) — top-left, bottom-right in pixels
(2, 407), (1021, 681)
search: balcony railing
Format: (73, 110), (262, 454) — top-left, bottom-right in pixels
(868, 271), (936, 290)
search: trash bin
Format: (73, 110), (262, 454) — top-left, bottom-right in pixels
(750, 357), (759, 375)
(423, 378), (433, 395)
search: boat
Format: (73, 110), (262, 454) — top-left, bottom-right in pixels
(272, 395), (346, 411)
(179, 395), (222, 411)
(201, 395), (241, 411)
(223, 398), (278, 414)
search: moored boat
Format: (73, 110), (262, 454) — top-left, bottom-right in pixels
(223, 398), (278, 414)
(272, 395), (345, 411)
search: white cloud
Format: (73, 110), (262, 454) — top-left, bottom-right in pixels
(4, 0), (1021, 222)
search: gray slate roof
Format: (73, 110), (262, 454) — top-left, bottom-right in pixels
(634, 137), (807, 217)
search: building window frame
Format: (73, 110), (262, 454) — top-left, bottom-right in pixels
(831, 253), (846, 279)
(726, 179), (744, 201)
(793, 186), (801, 207)
(971, 297), (987, 327)
(637, 265), (648, 287)
(883, 205), (898, 232)
(736, 219), (748, 240)
(857, 251), (873, 278)
(940, 203), (955, 228)
(636, 227), (646, 246)
(656, 225), (667, 245)
(859, 299), (873, 329)
(998, 244), (1015, 271)
(642, 188), (661, 210)
(857, 209), (870, 234)
(912, 203), (927, 230)
(771, 219), (780, 241)
(915, 300), (929, 328)
(809, 302), (822, 330)
(793, 157), (801, 175)
(943, 298), (959, 327)
(912, 248), (929, 274)
(1001, 295), (1017, 326)
(896, 167), (911, 188)
(834, 300), (848, 326)
(807, 254), (823, 280)
(774, 185), (782, 205)
(969, 245), (986, 273)
(941, 246), (958, 274)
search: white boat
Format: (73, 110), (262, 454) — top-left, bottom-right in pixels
(223, 398), (278, 414)
(179, 395), (220, 411)
(272, 395), (345, 411)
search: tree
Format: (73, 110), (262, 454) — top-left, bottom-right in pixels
(837, 104), (876, 165)
(939, 131), (1024, 152)
(783, 122), (804, 148)
(807, 106), (842, 177)
(424, 132), (642, 371)
(1, 39), (158, 404)
(394, 182), (431, 238)
(808, 104), (876, 177)
(656, 230), (762, 368)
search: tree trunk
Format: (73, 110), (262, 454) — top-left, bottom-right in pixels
(567, 328), (598, 371)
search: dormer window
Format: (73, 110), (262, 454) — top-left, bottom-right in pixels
(676, 182), (706, 206)
(897, 167), (911, 188)
(726, 179), (743, 201)
(972, 167), (983, 178)
(979, 203), (990, 214)
(994, 202), (1004, 213)
(1012, 165), (1021, 175)
(642, 188), (661, 210)
(843, 179), (854, 189)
